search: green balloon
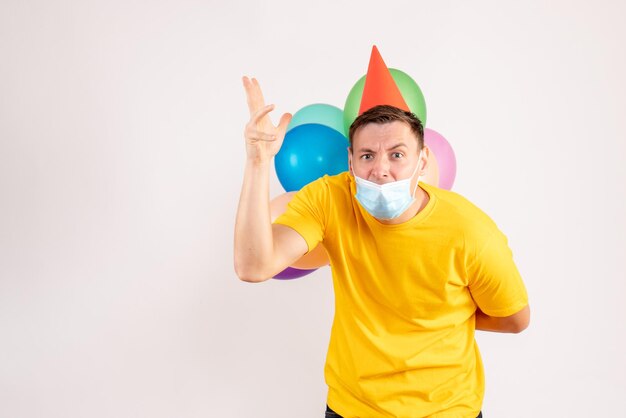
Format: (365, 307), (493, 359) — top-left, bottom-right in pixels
(288, 103), (346, 137)
(343, 68), (427, 136)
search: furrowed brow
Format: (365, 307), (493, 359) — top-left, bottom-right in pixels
(356, 143), (408, 154)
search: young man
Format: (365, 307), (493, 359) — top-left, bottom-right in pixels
(234, 77), (530, 418)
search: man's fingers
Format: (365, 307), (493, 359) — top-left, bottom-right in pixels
(242, 76), (266, 115)
(243, 76), (255, 114)
(248, 131), (278, 142)
(250, 78), (266, 110)
(251, 104), (275, 124)
(277, 112), (293, 133)
(243, 77), (263, 114)
(244, 123), (278, 142)
(251, 77), (264, 99)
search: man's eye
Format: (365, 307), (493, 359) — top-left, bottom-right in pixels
(361, 154), (373, 160)
(392, 152), (403, 158)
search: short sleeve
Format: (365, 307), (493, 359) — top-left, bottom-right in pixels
(273, 177), (329, 253)
(467, 229), (529, 317)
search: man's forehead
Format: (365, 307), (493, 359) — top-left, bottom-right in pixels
(355, 142), (409, 152)
(353, 122), (418, 149)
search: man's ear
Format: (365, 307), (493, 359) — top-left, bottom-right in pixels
(347, 146), (354, 175)
(419, 145), (430, 177)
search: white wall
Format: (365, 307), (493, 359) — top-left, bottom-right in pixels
(1, 0), (624, 416)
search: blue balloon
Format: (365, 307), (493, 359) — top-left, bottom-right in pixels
(275, 123), (349, 192)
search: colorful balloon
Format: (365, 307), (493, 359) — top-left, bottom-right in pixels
(288, 104), (346, 137)
(424, 128), (456, 190)
(273, 266), (317, 280)
(344, 68), (427, 135)
(275, 123), (349, 192)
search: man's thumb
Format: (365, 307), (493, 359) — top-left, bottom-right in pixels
(278, 113), (293, 132)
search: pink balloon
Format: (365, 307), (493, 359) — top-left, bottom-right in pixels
(424, 128), (456, 190)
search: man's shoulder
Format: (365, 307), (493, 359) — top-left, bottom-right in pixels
(302, 171), (352, 194)
(421, 182), (484, 213)
(422, 182), (499, 235)
(323, 171), (352, 187)
(291, 172), (353, 211)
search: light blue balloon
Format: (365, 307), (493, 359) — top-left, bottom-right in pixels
(275, 123), (349, 192)
(287, 104), (346, 137)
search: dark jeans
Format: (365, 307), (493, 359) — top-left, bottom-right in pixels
(325, 404), (482, 417)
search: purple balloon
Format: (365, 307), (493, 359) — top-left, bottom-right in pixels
(272, 266), (317, 280)
(424, 128), (457, 190)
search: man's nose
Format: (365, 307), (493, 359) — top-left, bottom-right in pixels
(370, 156), (390, 181)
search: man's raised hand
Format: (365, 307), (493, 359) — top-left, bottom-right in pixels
(242, 76), (292, 164)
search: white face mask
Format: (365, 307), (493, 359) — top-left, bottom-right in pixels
(354, 151), (422, 220)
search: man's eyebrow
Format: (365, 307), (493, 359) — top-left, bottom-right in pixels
(356, 143), (408, 153)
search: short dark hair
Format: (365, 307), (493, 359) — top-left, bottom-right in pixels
(348, 105), (424, 150)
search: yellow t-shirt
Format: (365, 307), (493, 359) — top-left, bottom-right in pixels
(274, 172), (528, 418)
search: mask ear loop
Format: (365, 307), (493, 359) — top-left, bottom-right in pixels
(411, 151), (423, 198)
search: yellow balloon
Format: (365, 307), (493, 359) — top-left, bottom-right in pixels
(270, 192), (330, 270)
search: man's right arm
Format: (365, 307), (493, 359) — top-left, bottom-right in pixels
(234, 159), (308, 282)
(233, 76), (308, 283)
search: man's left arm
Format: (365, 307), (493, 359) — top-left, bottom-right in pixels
(467, 229), (530, 334)
(475, 304), (530, 333)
